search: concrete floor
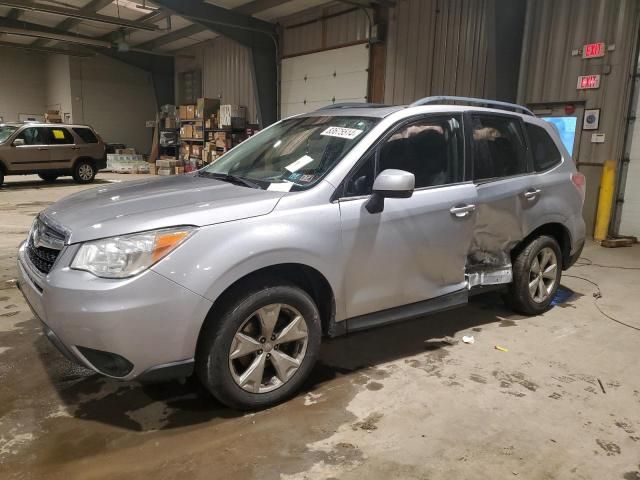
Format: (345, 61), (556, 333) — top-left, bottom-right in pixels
(1, 173), (639, 480)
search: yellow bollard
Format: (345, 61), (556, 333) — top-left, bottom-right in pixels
(593, 159), (617, 241)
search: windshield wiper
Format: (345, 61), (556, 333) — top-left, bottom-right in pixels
(198, 171), (261, 189)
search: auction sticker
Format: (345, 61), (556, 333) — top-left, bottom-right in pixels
(321, 126), (363, 140)
(285, 154), (314, 173)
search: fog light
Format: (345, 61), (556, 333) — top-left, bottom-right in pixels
(76, 346), (133, 377)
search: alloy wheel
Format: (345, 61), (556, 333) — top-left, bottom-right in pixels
(79, 164), (94, 181)
(528, 247), (558, 303)
(228, 303), (309, 394)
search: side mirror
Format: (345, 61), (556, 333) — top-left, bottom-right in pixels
(365, 169), (415, 214)
(13, 138), (25, 146)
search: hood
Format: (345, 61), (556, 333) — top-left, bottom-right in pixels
(42, 174), (285, 243)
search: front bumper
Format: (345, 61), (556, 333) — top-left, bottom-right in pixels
(17, 242), (212, 380)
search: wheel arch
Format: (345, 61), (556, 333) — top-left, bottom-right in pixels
(196, 263), (337, 358)
(513, 222), (572, 270)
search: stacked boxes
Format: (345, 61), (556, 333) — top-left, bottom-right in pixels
(107, 152), (148, 173)
(196, 98), (220, 119)
(219, 105), (246, 129)
(44, 110), (62, 123)
(180, 124), (193, 139)
(156, 158), (184, 176)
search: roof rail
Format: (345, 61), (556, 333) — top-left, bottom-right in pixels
(316, 102), (388, 111)
(410, 96), (535, 116)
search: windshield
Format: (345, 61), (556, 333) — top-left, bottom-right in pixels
(0, 125), (18, 143)
(201, 116), (379, 190)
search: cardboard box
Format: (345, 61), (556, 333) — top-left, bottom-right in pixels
(176, 166), (185, 175)
(115, 148), (137, 155)
(179, 105), (188, 120)
(186, 105), (195, 119)
(180, 124), (193, 138)
(158, 167), (175, 175)
(156, 159), (180, 168)
(193, 125), (203, 139)
(196, 98), (220, 119)
(219, 105), (246, 129)
(165, 117), (177, 129)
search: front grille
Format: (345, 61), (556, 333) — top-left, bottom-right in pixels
(27, 242), (60, 274)
(25, 218), (65, 274)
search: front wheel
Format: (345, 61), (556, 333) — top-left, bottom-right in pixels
(197, 283), (321, 410)
(504, 235), (562, 315)
(72, 160), (96, 184)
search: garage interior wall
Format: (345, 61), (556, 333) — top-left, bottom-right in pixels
(176, 36), (258, 124)
(519, 0), (640, 235)
(384, 0), (494, 105)
(280, 2), (370, 58)
(68, 55), (157, 154)
(45, 54), (72, 122)
(0, 49), (47, 122)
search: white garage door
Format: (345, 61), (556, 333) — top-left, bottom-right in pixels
(619, 70), (640, 236)
(280, 43), (370, 118)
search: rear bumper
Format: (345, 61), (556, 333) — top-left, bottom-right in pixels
(95, 155), (107, 170)
(16, 242), (212, 381)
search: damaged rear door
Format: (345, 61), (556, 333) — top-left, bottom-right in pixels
(466, 112), (535, 281)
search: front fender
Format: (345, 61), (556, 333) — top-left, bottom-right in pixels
(152, 202), (345, 320)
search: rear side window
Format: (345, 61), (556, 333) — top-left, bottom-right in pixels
(47, 127), (74, 145)
(470, 114), (527, 181)
(73, 127), (98, 143)
(525, 123), (562, 171)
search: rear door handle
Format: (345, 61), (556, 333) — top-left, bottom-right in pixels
(71, 146), (80, 150)
(523, 188), (541, 200)
(37, 147), (48, 151)
(450, 204), (476, 218)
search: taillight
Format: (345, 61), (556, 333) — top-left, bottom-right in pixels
(571, 172), (586, 202)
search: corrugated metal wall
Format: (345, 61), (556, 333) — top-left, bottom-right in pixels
(280, 3), (370, 58)
(384, 0), (493, 105)
(520, 0), (640, 234)
(175, 36), (258, 124)
(520, 0), (639, 166)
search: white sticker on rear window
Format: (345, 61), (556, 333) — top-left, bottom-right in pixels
(285, 154), (314, 173)
(267, 181), (293, 192)
(320, 126), (363, 140)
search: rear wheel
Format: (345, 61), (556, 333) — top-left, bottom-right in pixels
(197, 283), (321, 410)
(0, 169), (4, 186)
(38, 173), (58, 183)
(504, 235), (562, 315)
(72, 160), (96, 184)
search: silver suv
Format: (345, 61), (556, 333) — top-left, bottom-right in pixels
(17, 97), (586, 409)
(0, 122), (106, 185)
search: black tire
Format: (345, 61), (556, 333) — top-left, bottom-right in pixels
(197, 281), (321, 410)
(504, 235), (563, 315)
(38, 173), (58, 183)
(0, 169), (4, 186)
(72, 160), (96, 184)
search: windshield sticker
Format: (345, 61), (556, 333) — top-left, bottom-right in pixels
(285, 155), (314, 173)
(298, 174), (315, 183)
(320, 126), (363, 140)
(267, 181), (294, 192)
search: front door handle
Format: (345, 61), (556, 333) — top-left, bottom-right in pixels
(71, 146), (80, 150)
(450, 204), (476, 218)
(523, 188), (541, 201)
(37, 147), (48, 151)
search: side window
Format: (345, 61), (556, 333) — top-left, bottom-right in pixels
(471, 114), (527, 181)
(345, 154), (375, 197)
(525, 123), (562, 171)
(47, 127), (74, 145)
(15, 127), (47, 145)
(378, 115), (464, 188)
(73, 127), (98, 143)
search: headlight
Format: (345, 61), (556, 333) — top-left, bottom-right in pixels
(71, 227), (195, 278)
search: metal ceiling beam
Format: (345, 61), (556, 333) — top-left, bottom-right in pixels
(0, 25), (113, 47)
(0, 0), (160, 31)
(134, 23), (205, 50)
(233, 0), (295, 16)
(338, 0), (395, 7)
(0, 39), (94, 57)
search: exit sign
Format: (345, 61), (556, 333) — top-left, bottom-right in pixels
(577, 74), (601, 90)
(583, 42), (605, 58)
